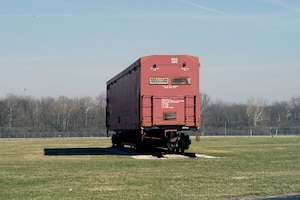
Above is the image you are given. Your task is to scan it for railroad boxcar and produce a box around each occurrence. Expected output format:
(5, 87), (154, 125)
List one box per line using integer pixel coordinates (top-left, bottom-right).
(106, 55), (200, 153)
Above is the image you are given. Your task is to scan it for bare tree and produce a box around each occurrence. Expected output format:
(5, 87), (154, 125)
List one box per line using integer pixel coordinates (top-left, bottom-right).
(268, 101), (290, 128)
(4, 94), (21, 131)
(95, 92), (107, 131)
(200, 93), (210, 117)
(290, 97), (300, 127)
(246, 97), (268, 128)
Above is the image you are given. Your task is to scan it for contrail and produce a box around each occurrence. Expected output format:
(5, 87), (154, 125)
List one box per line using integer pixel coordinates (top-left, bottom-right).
(264, 0), (300, 13)
(178, 0), (224, 14)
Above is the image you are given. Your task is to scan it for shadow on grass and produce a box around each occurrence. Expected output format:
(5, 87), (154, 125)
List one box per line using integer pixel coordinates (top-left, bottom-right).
(44, 146), (138, 156)
(44, 146), (196, 158)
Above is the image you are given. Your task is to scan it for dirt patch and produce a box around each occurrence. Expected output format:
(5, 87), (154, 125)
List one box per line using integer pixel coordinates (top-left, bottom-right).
(131, 154), (218, 159)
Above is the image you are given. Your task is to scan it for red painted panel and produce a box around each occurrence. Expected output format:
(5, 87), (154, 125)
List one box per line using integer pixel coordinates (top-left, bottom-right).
(154, 96), (185, 125)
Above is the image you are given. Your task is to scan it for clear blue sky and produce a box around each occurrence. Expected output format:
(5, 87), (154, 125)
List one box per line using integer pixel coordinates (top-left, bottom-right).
(1, 0), (299, 103)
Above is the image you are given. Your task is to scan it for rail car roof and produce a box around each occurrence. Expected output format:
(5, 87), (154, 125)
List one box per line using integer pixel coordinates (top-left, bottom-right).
(106, 55), (199, 86)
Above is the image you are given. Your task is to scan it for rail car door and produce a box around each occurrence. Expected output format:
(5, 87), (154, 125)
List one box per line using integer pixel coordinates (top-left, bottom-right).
(141, 95), (185, 126)
(141, 95), (199, 127)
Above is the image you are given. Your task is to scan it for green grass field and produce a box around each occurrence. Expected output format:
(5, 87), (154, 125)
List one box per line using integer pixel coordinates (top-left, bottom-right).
(0, 136), (299, 200)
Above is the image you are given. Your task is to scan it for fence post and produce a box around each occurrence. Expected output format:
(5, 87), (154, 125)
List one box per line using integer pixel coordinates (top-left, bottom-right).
(225, 122), (227, 136)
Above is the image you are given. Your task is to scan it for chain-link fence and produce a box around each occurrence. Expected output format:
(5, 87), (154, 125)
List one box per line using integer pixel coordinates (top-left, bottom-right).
(200, 129), (300, 137)
(0, 129), (299, 139)
(199, 121), (300, 137)
(0, 132), (109, 138)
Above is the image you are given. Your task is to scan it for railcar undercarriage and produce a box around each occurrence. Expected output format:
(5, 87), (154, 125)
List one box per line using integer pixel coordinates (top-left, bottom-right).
(111, 128), (191, 153)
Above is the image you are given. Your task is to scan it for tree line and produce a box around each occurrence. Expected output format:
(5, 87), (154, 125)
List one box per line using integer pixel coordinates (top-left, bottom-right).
(201, 94), (300, 135)
(0, 93), (106, 133)
(0, 93), (300, 135)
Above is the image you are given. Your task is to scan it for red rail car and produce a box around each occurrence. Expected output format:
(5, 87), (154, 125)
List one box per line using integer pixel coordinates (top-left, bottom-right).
(106, 55), (200, 152)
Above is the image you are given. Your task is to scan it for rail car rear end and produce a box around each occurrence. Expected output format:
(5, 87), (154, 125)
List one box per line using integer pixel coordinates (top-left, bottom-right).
(106, 55), (200, 152)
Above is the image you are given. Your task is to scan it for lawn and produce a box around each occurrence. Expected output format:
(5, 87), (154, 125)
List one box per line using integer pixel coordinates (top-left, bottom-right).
(0, 136), (299, 200)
